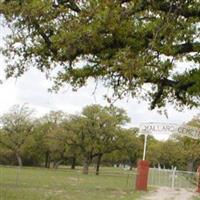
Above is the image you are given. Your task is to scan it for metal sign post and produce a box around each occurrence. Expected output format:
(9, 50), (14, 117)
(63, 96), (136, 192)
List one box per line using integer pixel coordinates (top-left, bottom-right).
(142, 134), (148, 160)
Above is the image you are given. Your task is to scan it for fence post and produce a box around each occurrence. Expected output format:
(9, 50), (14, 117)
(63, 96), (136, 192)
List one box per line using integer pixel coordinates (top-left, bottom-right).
(171, 167), (176, 189)
(196, 166), (200, 192)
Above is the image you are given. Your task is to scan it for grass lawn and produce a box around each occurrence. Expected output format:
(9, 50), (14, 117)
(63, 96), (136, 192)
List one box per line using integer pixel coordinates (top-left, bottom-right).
(0, 166), (145, 200)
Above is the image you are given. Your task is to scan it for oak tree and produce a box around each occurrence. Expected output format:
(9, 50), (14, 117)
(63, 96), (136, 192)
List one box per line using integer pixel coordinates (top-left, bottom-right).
(0, 105), (34, 166)
(0, 0), (199, 109)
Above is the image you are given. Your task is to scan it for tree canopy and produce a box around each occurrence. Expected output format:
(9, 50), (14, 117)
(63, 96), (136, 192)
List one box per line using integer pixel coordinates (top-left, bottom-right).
(0, 104), (34, 166)
(61, 104), (130, 174)
(0, 0), (199, 109)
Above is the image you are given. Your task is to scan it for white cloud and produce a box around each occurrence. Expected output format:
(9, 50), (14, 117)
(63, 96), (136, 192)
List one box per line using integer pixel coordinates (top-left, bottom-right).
(2, 66), (198, 133)
(0, 79), (17, 113)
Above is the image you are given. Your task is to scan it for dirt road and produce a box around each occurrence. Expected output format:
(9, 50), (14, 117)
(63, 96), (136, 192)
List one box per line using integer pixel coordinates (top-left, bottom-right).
(140, 187), (198, 200)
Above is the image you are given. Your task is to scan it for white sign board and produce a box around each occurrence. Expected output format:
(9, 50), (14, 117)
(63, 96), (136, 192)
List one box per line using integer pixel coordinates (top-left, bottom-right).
(139, 122), (200, 140)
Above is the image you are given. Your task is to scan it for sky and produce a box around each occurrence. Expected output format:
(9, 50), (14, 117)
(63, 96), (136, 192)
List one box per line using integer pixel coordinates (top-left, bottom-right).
(0, 26), (199, 140)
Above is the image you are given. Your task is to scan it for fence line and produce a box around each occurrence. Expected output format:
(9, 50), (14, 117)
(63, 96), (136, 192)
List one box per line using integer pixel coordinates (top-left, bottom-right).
(148, 168), (197, 189)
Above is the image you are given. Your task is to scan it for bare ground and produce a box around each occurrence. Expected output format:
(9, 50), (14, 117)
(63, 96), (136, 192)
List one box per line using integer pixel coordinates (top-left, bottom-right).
(140, 187), (198, 200)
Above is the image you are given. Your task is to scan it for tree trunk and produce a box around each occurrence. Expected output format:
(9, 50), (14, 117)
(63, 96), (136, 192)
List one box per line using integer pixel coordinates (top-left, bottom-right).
(129, 163), (133, 171)
(83, 157), (90, 174)
(187, 160), (194, 172)
(15, 152), (23, 167)
(45, 151), (51, 168)
(71, 157), (76, 170)
(53, 160), (63, 169)
(96, 154), (102, 175)
(47, 160), (51, 168)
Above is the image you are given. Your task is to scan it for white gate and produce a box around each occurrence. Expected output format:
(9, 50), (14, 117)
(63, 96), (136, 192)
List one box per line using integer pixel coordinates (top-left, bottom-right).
(148, 168), (197, 189)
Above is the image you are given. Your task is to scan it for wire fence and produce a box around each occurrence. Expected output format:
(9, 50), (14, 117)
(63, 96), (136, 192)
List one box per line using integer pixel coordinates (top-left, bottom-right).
(148, 168), (197, 189)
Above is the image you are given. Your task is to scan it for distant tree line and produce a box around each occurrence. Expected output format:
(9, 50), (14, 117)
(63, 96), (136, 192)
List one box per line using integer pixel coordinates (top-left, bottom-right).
(0, 104), (200, 174)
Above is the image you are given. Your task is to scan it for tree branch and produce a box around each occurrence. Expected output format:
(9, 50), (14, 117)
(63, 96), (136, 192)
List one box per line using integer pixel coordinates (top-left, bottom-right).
(54, 0), (81, 13)
(156, 2), (200, 18)
(161, 42), (200, 56)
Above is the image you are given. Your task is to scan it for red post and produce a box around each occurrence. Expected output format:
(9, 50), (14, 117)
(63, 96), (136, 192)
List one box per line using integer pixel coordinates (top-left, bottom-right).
(135, 160), (150, 191)
(196, 166), (200, 193)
